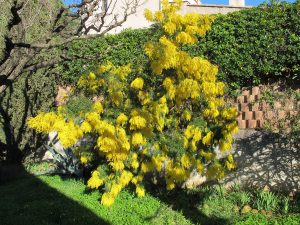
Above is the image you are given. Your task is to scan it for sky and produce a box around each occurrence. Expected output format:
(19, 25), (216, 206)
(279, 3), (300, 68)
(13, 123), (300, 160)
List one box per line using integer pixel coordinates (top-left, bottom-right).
(64, 0), (296, 6)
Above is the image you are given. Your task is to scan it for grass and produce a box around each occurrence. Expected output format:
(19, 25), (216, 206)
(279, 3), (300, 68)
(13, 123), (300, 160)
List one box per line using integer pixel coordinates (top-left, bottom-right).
(0, 166), (299, 225)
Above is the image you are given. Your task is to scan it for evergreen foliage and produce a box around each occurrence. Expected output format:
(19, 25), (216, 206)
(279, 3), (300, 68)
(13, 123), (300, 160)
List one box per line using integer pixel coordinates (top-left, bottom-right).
(197, 0), (300, 89)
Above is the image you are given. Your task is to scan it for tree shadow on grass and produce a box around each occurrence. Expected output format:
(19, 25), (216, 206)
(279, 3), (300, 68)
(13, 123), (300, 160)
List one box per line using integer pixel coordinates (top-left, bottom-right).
(145, 182), (230, 225)
(0, 164), (110, 225)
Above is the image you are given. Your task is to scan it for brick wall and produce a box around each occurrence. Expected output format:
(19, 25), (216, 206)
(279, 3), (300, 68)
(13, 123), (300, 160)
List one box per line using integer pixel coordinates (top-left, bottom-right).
(232, 85), (300, 129)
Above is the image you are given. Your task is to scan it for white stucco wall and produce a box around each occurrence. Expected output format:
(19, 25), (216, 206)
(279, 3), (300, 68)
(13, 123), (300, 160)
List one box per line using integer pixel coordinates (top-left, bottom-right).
(105, 0), (202, 34)
(86, 0), (252, 35)
(108, 0), (160, 34)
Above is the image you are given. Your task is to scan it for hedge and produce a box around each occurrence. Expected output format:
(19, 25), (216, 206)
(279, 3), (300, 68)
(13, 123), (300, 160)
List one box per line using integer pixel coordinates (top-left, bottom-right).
(59, 27), (162, 84)
(197, 0), (300, 89)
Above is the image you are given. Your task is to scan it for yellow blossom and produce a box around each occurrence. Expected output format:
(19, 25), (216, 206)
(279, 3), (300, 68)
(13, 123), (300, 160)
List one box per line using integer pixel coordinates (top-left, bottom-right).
(117, 113), (128, 126)
(151, 155), (166, 172)
(197, 160), (204, 174)
(202, 131), (214, 146)
(181, 154), (192, 169)
(132, 132), (146, 146)
(219, 139), (232, 151)
(81, 121), (92, 133)
(87, 171), (104, 189)
(201, 150), (216, 161)
(182, 110), (192, 121)
(166, 180), (176, 190)
(138, 91), (151, 105)
(110, 161), (125, 171)
(136, 185), (145, 197)
(144, 9), (154, 21)
(93, 101), (104, 114)
(226, 154), (236, 170)
(141, 162), (154, 173)
(131, 160), (139, 169)
(129, 115), (147, 130)
(131, 77), (144, 90)
(101, 193), (115, 207)
(88, 72), (96, 80)
(80, 156), (89, 164)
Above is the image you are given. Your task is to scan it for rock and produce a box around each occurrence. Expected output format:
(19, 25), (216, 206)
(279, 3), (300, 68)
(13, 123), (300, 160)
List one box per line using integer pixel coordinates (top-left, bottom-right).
(289, 191), (295, 199)
(221, 129), (300, 193)
(184, 173), (207, 189)
(42, 150), (54, 161)
(266, 211), (273, 216)
(241, 205), (252, 214)
(233, 205), (240, 213)
(263, 185), (270, 192)
(251, 209), (258, 214)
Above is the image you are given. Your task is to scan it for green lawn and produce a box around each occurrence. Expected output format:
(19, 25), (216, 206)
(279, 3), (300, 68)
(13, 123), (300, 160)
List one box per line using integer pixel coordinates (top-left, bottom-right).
(0, 167), (299, 225)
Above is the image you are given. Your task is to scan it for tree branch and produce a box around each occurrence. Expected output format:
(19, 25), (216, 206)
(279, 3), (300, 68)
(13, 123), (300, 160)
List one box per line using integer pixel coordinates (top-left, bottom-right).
(12, 0), (144, 50)
(0, 0), (145, 94)
(23, 43), (122, 72)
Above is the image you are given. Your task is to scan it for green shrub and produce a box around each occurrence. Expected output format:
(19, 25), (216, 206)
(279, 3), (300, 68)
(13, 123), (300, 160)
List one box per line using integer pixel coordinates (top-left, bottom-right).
(64, 95), (94, 120)
(253, 191), (280, 212)
(59, 28), (162, 84)
(229, 191), (251, 207)
(236, 213), (300, 225)
(197, 1), (300, 89)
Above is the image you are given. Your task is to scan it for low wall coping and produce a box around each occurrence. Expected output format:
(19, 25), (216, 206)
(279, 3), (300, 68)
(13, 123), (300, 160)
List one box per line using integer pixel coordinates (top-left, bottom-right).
(187, 4), (253, 9)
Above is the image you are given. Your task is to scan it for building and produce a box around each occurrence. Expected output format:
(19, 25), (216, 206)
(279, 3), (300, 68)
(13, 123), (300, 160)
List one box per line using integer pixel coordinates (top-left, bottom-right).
(86, 0), (251, 34)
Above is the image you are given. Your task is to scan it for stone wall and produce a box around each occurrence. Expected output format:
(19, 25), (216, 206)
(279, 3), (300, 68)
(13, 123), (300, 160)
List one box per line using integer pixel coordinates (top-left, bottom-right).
(221, 129), (299, 192)
(187, 85), (300, 192)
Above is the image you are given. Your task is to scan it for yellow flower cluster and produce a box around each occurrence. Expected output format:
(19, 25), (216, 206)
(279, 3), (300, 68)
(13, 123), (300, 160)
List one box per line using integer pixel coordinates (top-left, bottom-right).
(100, 170), (134, 206)
(116, 113), (128, 126)
(28, 112), (83, 148)
(28, 0), (239, 207)
(184, 125), (202, 151)
(165, 161), (190, 190)
(77, 72), (105, 93)
(226, 154), (237, 170)
(87, 171), (104, 189)
(130, 77), (144, 90)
